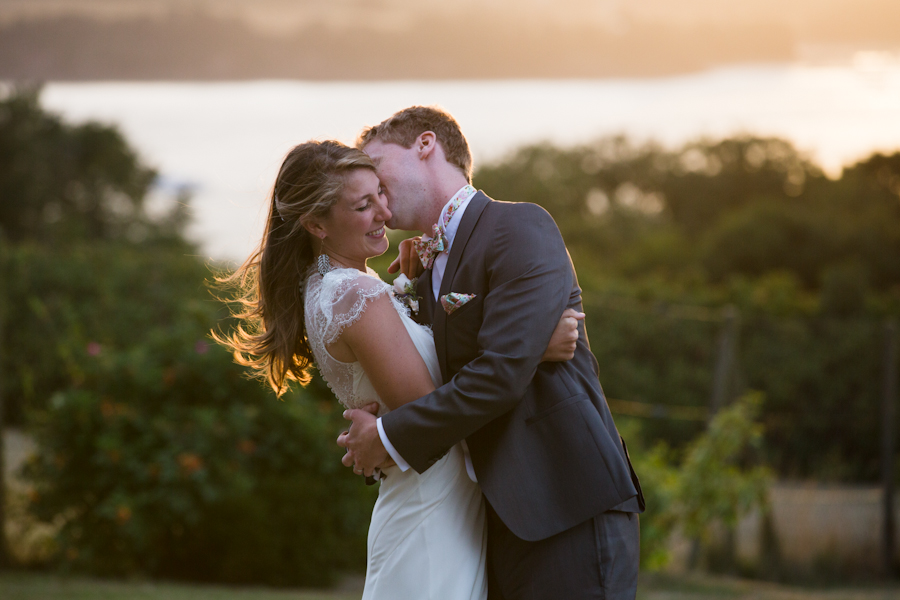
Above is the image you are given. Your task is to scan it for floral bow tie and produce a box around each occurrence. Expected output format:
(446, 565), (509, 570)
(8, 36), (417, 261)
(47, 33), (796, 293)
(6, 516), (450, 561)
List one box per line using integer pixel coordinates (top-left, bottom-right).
(413, 226), (449, 270)
(413, 185), (475, 270)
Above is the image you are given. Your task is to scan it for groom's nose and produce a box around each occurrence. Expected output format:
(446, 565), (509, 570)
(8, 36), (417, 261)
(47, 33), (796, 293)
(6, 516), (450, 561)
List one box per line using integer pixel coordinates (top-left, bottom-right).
(377, 196), (392, 223)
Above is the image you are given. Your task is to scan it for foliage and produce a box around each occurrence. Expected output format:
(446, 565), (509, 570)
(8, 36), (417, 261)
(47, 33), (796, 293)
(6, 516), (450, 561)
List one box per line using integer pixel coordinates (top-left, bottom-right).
(633, 393), (772, 570)
(2, 241), (205, 423)
(474, 136), (900, 293)
(0, 85), (186, 246)
(22, 325), (374, 585)
(740, 315), (883, 480)
(1, 83), (196, 423)
(583, 298), (718, 448)
(582, 289), (889, 481)
(3, 89), (375, 584)
(476, 136), (900, 482)
(8, 235), (375, 587)
(674, 393), (771, 540)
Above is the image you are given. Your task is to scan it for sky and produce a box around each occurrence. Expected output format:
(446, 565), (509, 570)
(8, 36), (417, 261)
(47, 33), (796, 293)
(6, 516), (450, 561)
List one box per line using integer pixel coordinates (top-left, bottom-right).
(2, 0), (898, 82)
(1, 0), (897, 46)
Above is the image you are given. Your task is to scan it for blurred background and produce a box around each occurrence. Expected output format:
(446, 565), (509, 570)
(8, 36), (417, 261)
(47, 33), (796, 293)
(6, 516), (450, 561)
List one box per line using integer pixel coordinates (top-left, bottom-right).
(1, 1), (899, 598)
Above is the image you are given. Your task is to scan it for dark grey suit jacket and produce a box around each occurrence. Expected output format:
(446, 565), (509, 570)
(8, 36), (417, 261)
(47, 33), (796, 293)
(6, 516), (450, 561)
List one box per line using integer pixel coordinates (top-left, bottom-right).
(382, 192), (643, 542)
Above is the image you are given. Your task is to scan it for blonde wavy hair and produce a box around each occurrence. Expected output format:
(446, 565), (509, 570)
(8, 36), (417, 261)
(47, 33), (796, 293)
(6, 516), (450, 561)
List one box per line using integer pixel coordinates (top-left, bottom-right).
(214, 140), (375, 395)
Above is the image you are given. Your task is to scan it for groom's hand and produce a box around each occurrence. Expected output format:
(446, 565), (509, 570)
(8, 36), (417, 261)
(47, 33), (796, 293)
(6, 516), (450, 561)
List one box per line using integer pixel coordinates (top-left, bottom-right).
(337, 402), (381, 476)
(542, 308), (585, 362)
(338, 405), (388, 477)
(388, 237), (424, 279)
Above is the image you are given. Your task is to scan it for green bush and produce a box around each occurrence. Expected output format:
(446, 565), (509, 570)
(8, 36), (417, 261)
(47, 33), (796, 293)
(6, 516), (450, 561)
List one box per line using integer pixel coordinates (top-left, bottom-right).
(0, 89), (375, 584)
(584, 297), (718, 448)
(2, 241), (207, 423)
(740, 315), (883, 481)
(584, 286), (890, 481)
(6, 239), (376, 584)
(476, 137), (900, 482)
(631, 393), (772, 570)
(23, 324), (375, 585)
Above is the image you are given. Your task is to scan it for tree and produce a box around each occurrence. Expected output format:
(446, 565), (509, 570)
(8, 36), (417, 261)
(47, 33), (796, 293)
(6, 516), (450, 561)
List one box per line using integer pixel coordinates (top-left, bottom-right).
(1, 86), (195, 424)
(0, 85), (184, 246)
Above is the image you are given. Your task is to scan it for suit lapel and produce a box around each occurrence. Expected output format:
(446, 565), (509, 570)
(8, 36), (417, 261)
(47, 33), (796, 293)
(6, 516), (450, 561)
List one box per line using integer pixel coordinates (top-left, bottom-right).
(415, 268), (435, 326)
(433, 191), (491, 379)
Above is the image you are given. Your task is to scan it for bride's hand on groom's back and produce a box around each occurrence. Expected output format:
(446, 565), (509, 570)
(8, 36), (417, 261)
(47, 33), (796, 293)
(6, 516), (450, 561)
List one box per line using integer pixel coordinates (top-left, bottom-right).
(542, 308), (585, 362)
(388, 237), (424, 279)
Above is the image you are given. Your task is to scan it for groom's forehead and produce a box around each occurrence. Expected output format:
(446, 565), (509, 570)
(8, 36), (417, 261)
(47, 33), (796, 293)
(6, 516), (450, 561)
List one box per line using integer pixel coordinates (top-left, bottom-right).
(365, 139), (408, 157)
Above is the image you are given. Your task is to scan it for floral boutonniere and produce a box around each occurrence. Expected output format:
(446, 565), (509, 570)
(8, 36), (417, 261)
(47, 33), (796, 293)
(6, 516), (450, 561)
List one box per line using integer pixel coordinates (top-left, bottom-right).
(392, 273), (420, 315)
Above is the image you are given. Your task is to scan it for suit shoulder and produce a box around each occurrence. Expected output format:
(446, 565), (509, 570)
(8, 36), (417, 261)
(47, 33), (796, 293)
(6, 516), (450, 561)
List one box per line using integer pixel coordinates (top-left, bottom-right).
(479, 198), (567, 261)
(483, 198), (558, 229)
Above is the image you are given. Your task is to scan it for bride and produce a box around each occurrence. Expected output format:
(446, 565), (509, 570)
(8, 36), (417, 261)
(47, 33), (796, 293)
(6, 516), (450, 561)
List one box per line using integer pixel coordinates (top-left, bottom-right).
(218, 140), (579, 600)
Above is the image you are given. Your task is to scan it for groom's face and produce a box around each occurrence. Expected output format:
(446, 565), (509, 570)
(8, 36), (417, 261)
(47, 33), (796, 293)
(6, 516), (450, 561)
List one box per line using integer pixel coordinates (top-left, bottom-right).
(362, 138), (426, 232)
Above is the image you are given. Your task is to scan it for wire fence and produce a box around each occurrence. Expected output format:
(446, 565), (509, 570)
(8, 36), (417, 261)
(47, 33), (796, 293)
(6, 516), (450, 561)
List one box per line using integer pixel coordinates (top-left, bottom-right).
(582, 295), (898, 482)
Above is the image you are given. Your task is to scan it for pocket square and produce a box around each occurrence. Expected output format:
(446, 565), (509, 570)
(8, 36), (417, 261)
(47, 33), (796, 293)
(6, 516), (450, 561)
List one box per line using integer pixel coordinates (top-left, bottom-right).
(440, 292), (476, 315)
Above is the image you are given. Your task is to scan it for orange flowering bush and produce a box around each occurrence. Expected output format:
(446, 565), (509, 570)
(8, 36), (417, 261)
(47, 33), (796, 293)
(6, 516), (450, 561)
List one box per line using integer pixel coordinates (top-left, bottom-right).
(23, 321), (375, 586)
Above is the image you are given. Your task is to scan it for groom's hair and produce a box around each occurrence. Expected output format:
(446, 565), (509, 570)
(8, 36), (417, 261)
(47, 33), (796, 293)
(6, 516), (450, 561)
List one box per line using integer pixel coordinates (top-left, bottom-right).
(357, 106), (473, 182)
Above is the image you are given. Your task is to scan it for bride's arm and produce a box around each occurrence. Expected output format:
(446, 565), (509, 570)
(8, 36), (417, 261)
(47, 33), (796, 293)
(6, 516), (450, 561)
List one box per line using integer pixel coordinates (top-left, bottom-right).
(336, 292), (435, 411)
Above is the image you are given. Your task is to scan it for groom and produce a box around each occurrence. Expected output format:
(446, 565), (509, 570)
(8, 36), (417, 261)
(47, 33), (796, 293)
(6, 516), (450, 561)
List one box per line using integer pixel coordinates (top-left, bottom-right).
(339, 106), (644, 600)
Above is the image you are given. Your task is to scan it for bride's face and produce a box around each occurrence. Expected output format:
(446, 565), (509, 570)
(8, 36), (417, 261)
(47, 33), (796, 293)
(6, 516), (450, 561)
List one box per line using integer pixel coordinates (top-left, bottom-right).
(316, 168), (392, 269)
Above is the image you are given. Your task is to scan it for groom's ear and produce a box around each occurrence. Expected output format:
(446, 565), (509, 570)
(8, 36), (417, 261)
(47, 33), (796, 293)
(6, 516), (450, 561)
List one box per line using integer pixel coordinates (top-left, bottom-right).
(416, 131), (437, 160)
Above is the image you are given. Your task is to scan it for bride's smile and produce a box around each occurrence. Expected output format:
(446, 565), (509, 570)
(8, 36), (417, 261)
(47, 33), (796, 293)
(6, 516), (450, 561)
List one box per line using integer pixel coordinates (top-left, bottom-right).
(305, 168), (392, 271)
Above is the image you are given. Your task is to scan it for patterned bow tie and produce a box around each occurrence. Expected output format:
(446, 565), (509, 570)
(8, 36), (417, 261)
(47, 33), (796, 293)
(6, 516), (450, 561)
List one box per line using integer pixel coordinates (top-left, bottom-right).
(413, 185), (475, 270)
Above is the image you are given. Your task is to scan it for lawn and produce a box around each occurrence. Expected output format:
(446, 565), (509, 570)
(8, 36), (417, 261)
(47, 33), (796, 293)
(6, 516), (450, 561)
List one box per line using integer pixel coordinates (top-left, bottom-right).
(0, 572), (364, 600)
(2, 572), (898, 600)
(637, 573), (899, 600)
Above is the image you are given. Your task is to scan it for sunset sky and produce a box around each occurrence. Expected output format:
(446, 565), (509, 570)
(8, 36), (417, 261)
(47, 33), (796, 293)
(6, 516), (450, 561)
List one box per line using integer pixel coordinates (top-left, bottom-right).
(2, 0), (898, 81)
(1, 0), (897, 48)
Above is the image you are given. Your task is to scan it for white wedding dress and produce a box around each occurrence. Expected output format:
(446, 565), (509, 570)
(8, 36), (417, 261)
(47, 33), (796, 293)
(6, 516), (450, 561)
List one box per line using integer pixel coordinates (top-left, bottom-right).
(304, 266), (487, 600)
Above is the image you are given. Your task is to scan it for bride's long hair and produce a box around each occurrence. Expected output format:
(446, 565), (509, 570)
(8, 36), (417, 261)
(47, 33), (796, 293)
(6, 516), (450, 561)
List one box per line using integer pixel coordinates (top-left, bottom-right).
(214, 140), (376, 395)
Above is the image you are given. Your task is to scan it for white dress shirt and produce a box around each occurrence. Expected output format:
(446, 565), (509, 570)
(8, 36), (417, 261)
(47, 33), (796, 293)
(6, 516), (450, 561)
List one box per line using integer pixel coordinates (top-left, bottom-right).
(377, 186), (479, 482)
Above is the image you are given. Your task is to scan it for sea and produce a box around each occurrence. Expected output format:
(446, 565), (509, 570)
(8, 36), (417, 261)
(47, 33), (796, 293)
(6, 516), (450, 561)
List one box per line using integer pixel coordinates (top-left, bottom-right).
(38, 57), (900, 262)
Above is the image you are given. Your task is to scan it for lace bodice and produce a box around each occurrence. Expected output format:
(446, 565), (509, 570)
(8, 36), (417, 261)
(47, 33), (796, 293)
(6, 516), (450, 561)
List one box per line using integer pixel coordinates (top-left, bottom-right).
(303, 266), (441, 416)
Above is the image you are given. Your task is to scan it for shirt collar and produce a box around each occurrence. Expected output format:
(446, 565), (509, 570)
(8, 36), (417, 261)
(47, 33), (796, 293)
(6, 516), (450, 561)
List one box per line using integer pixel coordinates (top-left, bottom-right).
(436, 185), (477, 248)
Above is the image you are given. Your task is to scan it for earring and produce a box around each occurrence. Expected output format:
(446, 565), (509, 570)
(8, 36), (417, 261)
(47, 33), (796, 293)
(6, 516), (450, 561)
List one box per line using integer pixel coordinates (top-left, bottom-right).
(317, 254), (332, 276)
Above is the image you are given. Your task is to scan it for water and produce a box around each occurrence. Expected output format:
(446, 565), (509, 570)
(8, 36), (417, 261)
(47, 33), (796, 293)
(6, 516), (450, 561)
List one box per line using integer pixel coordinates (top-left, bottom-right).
(40, 60), (900, 261)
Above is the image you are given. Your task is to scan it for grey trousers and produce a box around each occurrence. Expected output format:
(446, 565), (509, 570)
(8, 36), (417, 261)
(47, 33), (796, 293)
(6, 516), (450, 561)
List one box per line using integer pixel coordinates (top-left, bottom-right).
(486, 502), (640, 600)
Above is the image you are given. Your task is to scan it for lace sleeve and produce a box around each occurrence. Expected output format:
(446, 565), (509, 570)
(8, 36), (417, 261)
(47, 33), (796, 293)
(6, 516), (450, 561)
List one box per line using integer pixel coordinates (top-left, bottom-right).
(303, 267), (418, 411)
(305, 267), (392, 348)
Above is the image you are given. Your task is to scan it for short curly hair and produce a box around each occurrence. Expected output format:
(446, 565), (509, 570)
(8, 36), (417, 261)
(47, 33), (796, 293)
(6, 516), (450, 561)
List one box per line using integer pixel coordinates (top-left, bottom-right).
(357, 106), (473, 182)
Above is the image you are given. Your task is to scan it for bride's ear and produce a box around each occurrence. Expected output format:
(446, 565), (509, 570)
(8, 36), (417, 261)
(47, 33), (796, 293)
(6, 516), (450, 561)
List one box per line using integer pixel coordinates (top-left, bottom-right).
(301, 217), (327, 241)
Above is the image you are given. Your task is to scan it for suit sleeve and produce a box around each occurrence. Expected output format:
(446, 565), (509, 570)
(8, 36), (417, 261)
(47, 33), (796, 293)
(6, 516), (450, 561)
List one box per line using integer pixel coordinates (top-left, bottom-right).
(381, 203), (573, 473)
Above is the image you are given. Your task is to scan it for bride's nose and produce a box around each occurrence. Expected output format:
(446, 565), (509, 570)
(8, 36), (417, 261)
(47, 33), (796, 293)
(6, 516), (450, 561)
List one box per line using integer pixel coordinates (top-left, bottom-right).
(376, 196), (392, 223)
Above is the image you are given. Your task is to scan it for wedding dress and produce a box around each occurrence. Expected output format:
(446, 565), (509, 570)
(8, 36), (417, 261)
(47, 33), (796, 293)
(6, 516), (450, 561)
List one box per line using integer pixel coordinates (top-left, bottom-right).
(304, 266), (487, 600)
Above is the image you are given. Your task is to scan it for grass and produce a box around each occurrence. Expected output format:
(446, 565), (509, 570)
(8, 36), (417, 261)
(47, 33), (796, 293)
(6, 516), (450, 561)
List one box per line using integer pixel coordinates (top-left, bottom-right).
(0, 572), (364, 600)
(637, 573), (900, 600)
(2, 571), (899, 600)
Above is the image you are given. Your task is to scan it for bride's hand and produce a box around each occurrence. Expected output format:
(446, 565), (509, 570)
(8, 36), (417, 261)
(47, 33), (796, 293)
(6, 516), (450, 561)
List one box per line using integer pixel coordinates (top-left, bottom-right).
(388, 237), (424, 279)
(542, 308), (585, 362)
